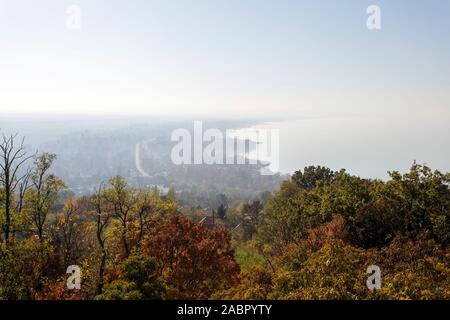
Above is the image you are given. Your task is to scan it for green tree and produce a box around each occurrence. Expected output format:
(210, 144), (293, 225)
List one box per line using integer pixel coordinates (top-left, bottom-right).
(216, 203), (227, 220)
(26, 153), (65, 239)
(292, 166), (337, 190)
(352, 197), (401, 248)
(95, 255), (166, 300)
(0, 238), (57, 299)
(103, 176), (135, 257)
(380, 163), (450, 246)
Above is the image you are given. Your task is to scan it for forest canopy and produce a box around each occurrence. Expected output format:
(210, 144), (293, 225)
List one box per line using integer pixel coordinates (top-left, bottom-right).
(0, 134), (449, 300)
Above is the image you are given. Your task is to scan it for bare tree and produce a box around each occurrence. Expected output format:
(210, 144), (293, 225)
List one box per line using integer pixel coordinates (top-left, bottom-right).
(57, 198), (85, 267)
(0, 134), (34, 243)
(92, 184), (111, 295)
(15, 167), (31, 214)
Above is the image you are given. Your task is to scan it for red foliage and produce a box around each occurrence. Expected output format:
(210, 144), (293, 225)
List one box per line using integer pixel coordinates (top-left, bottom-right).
(307, 215), (350, 250)
(143, 215), (240, 299)
(34, 281), (82, 300)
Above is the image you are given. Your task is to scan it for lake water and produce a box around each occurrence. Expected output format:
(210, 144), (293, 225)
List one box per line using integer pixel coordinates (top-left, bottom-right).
(246, 114), (450, 179)
(2, 113), (449, 180)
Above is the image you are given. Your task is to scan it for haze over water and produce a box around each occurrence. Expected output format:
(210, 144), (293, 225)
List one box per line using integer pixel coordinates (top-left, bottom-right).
(250, 113), (450, 179)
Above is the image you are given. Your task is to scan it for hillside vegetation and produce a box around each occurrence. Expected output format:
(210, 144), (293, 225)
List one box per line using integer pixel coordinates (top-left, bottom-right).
(1, 134), (449, 300)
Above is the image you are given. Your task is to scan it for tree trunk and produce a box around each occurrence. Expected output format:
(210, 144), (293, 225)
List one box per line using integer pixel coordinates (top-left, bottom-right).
(4, 183), (11, 243)
(97, 250), (107, 295)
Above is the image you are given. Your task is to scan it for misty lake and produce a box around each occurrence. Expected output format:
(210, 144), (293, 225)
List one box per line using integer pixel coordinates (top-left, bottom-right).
(247, 114), (450, 179)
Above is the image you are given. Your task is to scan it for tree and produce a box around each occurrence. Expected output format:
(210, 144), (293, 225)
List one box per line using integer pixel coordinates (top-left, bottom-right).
(34, 281), (82, 300)
(292, 166), (337, 190)
(166, 187), (176, 202)
(90, 185), (111, 295)
(380, 163), (450, 246)
(213, 266), (273, 300)
(216, 203), (227, 220)
(143, 215), (240, 299)
(0, 134), (34, 243)
(103, 176), (135, 257)
(257, 181), (313, 252)
(373, 235), (450, 300)
(0, 237), (59, 299)
(241, 200), (263, 240)
(272, 240), (366, 300)
(351, 198), (401, 248)
(216, 194), (228, 209)
(306, 215), (349, 251)
(95, 255), (166, 300)
(53, 198), (89, 267)
(26, 153), (65, 239)
(135, 190), (177, 245)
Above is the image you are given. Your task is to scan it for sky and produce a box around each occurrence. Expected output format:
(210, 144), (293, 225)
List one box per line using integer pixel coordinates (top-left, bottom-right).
(1, 0), (449, 119)
(0, 0), (450, 178)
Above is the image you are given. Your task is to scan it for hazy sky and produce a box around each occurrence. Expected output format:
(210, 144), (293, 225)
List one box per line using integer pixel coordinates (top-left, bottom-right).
(1, 0), (450, 119)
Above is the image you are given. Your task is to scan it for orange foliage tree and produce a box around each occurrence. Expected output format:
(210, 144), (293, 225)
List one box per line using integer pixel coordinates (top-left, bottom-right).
(142, 215), (240, 299)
